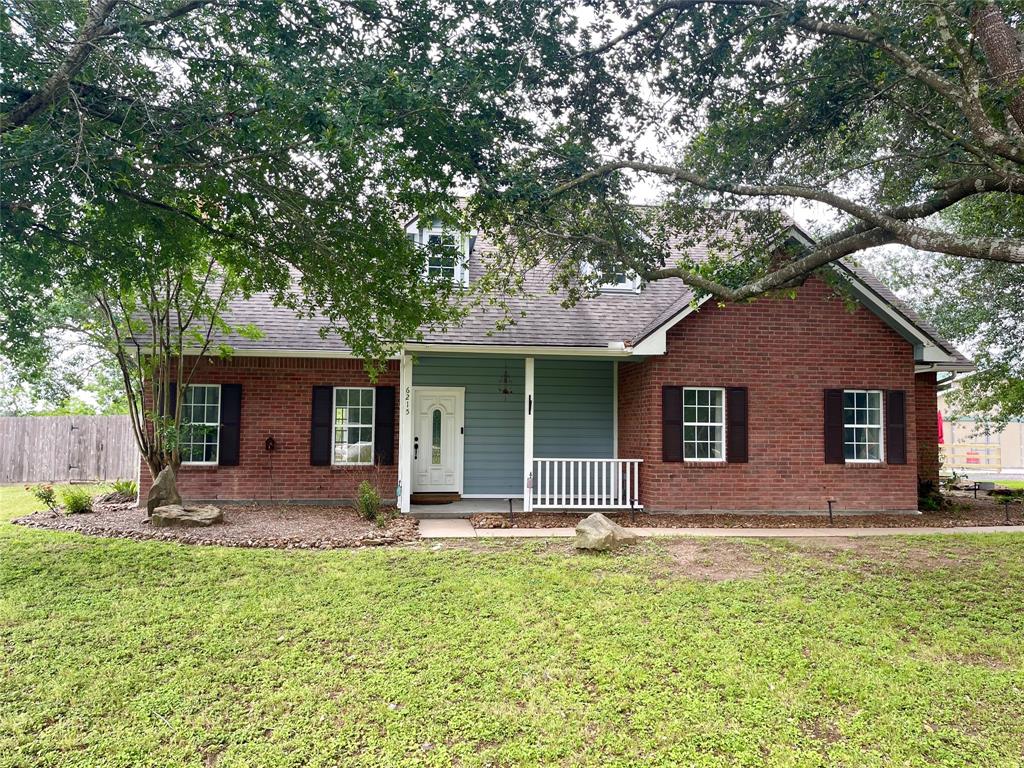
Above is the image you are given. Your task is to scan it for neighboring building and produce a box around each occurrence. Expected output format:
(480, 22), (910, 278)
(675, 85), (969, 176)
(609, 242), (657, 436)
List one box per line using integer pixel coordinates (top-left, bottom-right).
(937, 391), (1024, 474)
(139, 223), (971, 514)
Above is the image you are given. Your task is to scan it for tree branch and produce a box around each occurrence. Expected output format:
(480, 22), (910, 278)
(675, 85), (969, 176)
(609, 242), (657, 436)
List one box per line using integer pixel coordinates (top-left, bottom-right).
(585, 0), (1024, 164)
(549, 160), (1024, 262)
(0, 0), (218, 133)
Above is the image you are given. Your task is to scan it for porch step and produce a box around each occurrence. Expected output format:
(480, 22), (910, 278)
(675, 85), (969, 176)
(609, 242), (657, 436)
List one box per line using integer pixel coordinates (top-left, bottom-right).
(410, 492), (461, 505)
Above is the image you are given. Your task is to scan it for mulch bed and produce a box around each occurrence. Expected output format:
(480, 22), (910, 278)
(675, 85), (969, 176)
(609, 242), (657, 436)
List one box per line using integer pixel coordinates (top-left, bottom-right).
(13, 500), (418, 550)
(471, 491), (1024, 530)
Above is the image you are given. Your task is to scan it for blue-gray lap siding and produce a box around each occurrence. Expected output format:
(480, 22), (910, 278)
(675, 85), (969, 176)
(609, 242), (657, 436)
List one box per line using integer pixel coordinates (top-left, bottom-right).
(534, 359), (615, 459)
(411, 356), (615, 495)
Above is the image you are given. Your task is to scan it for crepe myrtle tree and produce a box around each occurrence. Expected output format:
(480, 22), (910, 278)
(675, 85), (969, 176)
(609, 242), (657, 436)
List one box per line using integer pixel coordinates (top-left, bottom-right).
(0, 205), (258, 484)
(472, 0), (1024, 301)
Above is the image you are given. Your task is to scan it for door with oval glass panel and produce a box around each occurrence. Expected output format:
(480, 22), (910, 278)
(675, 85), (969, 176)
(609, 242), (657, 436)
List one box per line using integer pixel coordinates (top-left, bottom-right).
(411, 387), (465, 493)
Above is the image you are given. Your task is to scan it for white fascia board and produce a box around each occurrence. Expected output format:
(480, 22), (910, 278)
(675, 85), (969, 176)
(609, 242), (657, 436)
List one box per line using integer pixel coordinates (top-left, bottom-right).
(628, 297), (711, 356)
(916, 362), (974, 374)
(404, 342), (633, 358)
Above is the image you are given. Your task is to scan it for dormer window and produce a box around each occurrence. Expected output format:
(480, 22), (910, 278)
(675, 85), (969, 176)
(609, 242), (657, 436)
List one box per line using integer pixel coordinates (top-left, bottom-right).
(581, 263), (642, 293)
(406, 220), (470, 285)
(601, 271), (641, 292)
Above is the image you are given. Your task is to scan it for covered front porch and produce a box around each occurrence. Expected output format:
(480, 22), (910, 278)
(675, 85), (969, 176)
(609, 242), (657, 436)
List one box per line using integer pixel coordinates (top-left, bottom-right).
(396, 351), (642, 515)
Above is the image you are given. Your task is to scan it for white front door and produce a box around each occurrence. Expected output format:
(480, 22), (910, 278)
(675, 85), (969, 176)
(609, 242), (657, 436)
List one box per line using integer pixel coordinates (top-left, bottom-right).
(412, 387), (464, 493)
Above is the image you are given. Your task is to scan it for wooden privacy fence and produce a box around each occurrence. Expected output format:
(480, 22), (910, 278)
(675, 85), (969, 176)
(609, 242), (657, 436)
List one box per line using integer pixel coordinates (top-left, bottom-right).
(0, 416), (139, 484)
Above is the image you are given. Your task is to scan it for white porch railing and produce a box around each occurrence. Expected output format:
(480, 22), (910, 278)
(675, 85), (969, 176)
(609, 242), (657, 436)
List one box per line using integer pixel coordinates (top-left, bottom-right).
(529, 458), (642, 510)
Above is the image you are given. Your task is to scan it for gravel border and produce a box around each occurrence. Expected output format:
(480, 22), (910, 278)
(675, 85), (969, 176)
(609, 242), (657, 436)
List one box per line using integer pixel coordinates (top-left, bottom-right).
(470, 492), (1023, 530)
(12, 502), (419, 550)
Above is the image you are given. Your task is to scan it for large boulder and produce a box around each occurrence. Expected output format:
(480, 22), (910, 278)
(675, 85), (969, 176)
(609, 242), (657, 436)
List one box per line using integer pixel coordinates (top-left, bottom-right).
(574, 512), (638, 551)
(146, 466), (182, 516)
(150, 504), (223, 528)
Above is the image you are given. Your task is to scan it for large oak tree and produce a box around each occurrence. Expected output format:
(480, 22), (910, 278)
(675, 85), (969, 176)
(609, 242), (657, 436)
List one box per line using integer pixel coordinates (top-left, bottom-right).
(0, 0), (578, 481)
(476, 1), (1023, 300)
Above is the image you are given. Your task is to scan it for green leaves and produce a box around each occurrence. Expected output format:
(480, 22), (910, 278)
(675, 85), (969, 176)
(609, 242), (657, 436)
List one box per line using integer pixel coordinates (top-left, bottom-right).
(1, 0), (580, 367)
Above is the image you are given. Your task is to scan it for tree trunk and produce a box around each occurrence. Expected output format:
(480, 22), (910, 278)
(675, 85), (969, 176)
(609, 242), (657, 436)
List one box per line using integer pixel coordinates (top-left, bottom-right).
(972, 1), (1024, 133)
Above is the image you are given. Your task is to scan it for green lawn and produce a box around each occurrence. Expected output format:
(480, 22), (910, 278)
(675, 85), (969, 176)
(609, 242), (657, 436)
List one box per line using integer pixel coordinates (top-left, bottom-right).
(1, 486), (1022, 767)
(997, 480), (1024, 490)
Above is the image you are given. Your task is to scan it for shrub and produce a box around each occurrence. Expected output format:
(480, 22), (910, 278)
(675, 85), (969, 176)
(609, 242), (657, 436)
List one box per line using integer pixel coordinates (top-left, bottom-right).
(918, 478), (945, 513)
(356, 480), (381, 522)
(28, 484), (60, 514)
(61, 486), (94, 515)
(374, 506), (397, 529)
(111, 479), (138, 498)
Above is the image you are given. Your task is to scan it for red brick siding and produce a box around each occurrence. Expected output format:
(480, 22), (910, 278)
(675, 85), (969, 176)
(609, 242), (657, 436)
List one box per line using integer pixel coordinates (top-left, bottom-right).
(617, 278), (921, 512)
(915, 372), (940, 486)
(138, 356), (399, 502)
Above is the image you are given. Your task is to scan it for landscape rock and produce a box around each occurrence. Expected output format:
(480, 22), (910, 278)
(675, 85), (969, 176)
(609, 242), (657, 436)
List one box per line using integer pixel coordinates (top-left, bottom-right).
(150, 504), (223, 528)
(146, 466), (182, 516)
(575, 512), (638, 550)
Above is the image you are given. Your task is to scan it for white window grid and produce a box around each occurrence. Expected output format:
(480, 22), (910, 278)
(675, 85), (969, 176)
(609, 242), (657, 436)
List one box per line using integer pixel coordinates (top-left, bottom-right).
(333, 387), (375, 465)
(408, 228), (469, 285)
(683, 387), (726, 461)
(181, 384), (220, 465)
(843, 389), (884, 462)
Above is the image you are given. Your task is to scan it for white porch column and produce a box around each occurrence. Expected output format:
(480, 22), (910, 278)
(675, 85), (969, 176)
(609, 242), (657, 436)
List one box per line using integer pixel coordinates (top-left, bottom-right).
(397, 351), (413, 514)
(523, 356), (535, 512)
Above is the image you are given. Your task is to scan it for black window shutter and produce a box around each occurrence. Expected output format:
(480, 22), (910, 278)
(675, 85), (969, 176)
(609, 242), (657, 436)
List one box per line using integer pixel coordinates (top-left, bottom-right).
(662, 386), (684, 462)
(824, 389), (845, 464)
(218, 384), (242, 466)
(310, 386), (334, 466)
(726, 387), (749, 463)
(374, 385), (396, 465)
(886, 389), (907, 465)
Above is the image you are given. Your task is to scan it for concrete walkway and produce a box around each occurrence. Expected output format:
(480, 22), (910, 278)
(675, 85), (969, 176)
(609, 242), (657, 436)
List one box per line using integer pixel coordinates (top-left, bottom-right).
(417, 518), (1024, 539)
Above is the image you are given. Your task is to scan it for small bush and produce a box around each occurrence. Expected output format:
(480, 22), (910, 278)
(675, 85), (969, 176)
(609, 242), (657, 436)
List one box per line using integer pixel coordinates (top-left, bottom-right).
(28, 484), (60, 514)
(356, 480), (381, 522)
(374, 506), (397, 529)
(918, 478), (945, 513)
(112, 479), (138, 497)
(61, 486), (94, 515)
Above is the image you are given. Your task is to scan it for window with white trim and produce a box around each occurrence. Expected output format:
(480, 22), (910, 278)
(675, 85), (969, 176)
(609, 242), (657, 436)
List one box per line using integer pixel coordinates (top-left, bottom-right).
(581, 262), (641, 292)
(333, 387), (375, 465)
(600, 270), (641, 292)
(407, 225), (469, 285)
(683, 387), (725, 460)
(181, 384), (220, 464)
(843, 390), (884, 462)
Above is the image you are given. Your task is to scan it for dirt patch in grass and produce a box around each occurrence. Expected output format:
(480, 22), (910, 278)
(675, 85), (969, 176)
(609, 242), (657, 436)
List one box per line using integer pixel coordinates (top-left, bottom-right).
(799, 717), (845, 744)
(12, 501), (417, 550)
(657, 539), (766, 582)
(786, 537), (981, 573)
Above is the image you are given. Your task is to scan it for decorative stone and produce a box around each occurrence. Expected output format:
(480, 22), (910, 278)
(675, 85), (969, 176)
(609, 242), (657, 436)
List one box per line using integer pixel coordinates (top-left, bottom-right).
(146, 466), (182, 516)
(574, 512), (638, 550)
(150, 504), (223, 528)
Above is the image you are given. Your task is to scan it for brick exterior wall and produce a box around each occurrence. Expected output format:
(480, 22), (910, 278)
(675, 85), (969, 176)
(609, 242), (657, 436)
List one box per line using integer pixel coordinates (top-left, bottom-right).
(915, 372), (940, 487)
(138, 356), (399, 503)
(141, 277), (938, 512)
(617, 277), (922, 513)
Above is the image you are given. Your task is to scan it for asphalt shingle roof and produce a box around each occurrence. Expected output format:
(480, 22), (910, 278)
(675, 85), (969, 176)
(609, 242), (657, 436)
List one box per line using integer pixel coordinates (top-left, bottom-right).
(212, 229), (969, 367)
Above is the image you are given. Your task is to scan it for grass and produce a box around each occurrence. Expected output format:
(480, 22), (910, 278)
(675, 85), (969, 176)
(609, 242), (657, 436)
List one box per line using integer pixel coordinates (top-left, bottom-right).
(997, 480), (1024, 490)
(1, 486), (1023, 767)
